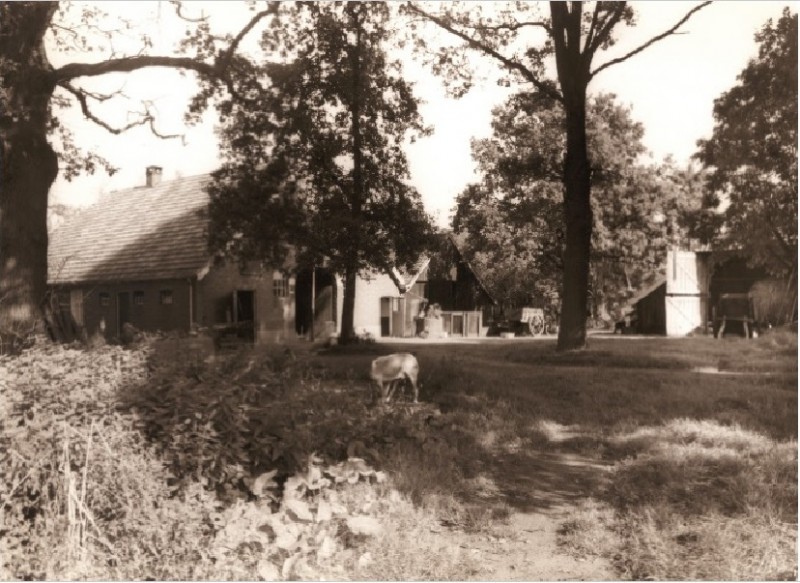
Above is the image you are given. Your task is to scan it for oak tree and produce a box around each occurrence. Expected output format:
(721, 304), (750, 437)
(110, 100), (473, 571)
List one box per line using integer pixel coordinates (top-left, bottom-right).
(695, 8), (797, 283)
(206, 2), (435, 343)
(407, 1), (710, 349)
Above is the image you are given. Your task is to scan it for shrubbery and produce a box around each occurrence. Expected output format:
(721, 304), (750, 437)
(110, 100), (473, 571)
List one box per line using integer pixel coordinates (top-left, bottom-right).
(0, 338), (473, 580)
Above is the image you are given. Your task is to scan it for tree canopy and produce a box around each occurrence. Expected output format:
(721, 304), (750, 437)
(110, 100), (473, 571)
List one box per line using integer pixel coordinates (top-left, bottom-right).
(453, 92), (703, 321)
(205, 2), (435, 342)
(695, 8), (797, 279)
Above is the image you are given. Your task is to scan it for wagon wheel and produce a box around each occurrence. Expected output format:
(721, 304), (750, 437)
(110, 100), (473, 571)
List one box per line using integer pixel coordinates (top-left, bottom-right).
(530, 316), (545, 336)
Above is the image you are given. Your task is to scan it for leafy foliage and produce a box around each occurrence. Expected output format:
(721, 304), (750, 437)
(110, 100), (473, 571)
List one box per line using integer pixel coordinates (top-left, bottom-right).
(0, 338), (465, 579)
(453, 92), (703, 320)
(695, 8), (798, 278)
(206, 2), (436, 340)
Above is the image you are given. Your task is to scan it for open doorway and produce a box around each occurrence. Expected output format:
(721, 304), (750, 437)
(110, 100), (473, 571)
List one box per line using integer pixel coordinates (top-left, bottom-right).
(233, 289), (255, 343)
(295, 267), (336, 339)
(380, 297), (392, 337)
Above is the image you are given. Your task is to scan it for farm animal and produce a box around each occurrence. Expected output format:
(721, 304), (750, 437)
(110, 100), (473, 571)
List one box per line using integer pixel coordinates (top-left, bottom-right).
(369, 352), (420, 403)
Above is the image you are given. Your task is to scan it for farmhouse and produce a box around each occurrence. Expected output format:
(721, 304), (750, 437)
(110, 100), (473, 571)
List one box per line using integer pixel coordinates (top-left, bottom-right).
(48, 168), (495, 343)
(48, 167), (295, 344)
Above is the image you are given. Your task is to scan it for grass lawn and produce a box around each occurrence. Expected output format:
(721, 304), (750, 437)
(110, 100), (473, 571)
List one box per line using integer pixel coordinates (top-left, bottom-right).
(316, 330), (797, 579)
(2, 329), (796, 580)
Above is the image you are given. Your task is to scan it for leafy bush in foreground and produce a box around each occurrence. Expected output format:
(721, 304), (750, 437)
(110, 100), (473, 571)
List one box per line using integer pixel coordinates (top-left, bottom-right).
(0, 340), (475, 580)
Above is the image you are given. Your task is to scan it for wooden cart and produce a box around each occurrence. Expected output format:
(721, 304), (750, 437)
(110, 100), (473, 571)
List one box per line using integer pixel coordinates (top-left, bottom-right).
(508, 307), (547, 336)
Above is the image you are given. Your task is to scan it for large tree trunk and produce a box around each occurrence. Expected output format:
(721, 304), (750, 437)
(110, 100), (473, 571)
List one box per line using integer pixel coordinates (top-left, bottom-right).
(556, 98), (592, 350)
(0, 131), (59, 331)
(0, 2), (60, 339)
(340, 3), (364, 346)
(550, 2), (592, 351)
(340, 264), (358, 343)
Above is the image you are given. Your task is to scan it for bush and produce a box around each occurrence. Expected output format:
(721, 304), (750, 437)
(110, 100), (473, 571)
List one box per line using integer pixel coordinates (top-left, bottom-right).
(0, 340), (480, 580)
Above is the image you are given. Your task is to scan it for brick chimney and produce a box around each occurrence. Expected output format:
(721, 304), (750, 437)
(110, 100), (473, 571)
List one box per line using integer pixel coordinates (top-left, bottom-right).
(146, 165), (163, 187)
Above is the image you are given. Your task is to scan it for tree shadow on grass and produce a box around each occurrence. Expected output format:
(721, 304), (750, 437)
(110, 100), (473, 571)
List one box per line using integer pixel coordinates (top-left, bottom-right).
(114, 338), (796, 531)
(483, 449), (610, 513)
(112, 338), (615, 520)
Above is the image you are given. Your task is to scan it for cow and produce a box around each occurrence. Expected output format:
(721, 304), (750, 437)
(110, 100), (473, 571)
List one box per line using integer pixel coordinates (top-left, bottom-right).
(369, 352), (420, 404)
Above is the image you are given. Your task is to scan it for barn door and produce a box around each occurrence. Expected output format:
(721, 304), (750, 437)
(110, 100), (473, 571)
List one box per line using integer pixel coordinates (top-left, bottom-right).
(666, 251), (708, 295)
(666, 251), (709, 336)
(380, 297), (392, 337)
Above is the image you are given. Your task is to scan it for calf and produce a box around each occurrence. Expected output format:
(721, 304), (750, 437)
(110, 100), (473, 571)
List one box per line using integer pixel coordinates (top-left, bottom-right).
(370, 353), (420, 403)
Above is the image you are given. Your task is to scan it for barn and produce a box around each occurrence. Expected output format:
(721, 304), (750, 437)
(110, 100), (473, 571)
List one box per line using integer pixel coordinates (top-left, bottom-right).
(48, 167), (296, 344)
(628, 249), (793, 336)
(298, 236), (496, 340)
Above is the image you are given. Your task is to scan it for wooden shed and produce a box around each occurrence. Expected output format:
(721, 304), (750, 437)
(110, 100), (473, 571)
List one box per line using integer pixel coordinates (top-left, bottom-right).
(628, 249), (791, 336)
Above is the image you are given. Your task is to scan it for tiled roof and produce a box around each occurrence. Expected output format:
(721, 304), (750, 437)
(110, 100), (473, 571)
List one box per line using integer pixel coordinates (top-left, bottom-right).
(48, 174), (212, 284)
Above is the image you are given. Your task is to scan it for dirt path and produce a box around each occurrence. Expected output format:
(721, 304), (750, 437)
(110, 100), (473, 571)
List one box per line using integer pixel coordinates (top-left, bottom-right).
(459, 445), (616, 580)
(462, 507), (614, 581)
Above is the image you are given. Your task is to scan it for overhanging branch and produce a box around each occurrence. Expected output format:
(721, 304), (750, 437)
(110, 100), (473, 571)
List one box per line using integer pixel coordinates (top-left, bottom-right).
(590, 1), (712, 79)
(59, 82), (184, 141)
(52, 4), (279, 106)
(407, 3), (564, 104)
(53, 55), (216, 83)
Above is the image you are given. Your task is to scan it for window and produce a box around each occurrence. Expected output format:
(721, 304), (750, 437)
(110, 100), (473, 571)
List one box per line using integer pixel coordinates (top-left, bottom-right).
(273, 273), (291, 299)
(133, 291), (145, 306)
(99, 292), (111, 307)
(159, 290), (173, 305)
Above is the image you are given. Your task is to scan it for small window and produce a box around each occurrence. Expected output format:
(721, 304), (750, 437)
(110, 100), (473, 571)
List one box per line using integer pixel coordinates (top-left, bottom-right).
(133, 291), (145, 306)
(160, 290), (173, 305)
(99, 292), (111, 307)
(273, 273), (290, 299)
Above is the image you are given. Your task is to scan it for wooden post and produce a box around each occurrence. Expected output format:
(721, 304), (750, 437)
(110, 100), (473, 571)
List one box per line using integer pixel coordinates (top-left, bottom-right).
(310, 267), (316, 341)
(188, 279), (193, 332)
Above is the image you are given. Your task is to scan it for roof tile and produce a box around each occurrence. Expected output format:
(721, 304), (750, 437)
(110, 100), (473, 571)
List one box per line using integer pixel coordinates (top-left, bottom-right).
(48, 174), (212, 284)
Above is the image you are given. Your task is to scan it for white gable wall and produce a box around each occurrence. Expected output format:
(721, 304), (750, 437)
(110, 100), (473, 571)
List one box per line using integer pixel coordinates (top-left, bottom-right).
(332, 272), (401, 338)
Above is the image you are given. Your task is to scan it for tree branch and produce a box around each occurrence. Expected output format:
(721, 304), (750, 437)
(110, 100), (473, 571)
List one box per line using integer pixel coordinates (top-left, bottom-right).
(219, 3), (280, 72)
(471, 20), (552, 35)
(583, 2), (603, 54)
(52, 55), (216, 83)
(586, 2), (628, 56)
(59, 82), (184, 141)
(590, 1), (712, 79)
(407, 3), (563, 103)
(53, 4), (279, 90)
(169, 0), (208, 23)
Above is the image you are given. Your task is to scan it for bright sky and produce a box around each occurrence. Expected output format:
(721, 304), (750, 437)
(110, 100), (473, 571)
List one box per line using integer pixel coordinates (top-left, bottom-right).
(49, 1), (794, 227)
